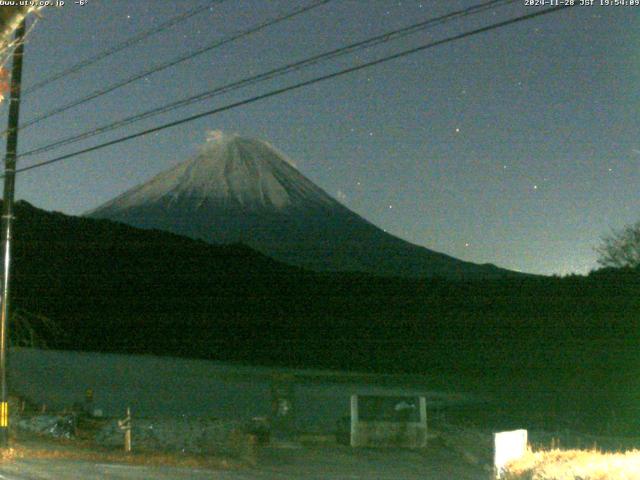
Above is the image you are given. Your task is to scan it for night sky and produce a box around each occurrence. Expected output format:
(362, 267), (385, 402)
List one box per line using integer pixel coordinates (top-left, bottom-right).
(3, 0), (638, 275)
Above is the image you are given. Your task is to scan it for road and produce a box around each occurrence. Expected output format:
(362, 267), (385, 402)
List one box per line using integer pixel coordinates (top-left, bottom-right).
(0, 444), (488, 479)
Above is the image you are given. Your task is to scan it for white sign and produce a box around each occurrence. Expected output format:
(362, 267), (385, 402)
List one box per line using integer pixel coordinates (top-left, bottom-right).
(494, 429), (527, 478)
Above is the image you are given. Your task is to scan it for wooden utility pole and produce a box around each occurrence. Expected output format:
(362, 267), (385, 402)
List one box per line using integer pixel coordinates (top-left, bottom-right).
(0, 18), (26, 447)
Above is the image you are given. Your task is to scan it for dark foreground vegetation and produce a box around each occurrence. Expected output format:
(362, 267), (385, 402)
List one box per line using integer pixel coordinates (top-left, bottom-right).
(8, 201), (640, 435)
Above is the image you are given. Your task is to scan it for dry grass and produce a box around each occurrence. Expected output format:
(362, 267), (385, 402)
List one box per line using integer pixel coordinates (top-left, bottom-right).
(503, 448), (640, 480)
(0, 432), (246, 470)
(0, 403), (260, 471)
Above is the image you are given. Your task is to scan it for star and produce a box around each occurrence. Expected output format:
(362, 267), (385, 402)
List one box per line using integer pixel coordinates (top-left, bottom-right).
(455, 127), (460, 133)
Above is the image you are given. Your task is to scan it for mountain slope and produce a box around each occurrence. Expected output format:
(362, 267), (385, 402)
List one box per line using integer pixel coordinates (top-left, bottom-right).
(6, 201), (638, 436)
(87, 133), (512, 279)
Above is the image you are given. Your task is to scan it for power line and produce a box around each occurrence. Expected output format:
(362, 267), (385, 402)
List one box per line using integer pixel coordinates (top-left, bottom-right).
(17, 0), (332, 131)
(13, 5), (573, 176)
(23, 0), (223, 96)
(20, 0), (516, 159)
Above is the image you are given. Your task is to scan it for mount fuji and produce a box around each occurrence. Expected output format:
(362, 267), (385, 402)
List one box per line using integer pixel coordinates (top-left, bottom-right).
(87, 133), (510, 279)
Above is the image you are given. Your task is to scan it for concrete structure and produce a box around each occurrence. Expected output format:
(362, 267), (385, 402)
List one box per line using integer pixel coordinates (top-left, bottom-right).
(350, 394), (428, 448)
(494, 429), (528, 478)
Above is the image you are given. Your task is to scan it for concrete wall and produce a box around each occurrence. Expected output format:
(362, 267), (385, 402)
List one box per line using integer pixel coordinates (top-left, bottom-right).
(350, 395), (428, 448)
(352, 421), (428, 448)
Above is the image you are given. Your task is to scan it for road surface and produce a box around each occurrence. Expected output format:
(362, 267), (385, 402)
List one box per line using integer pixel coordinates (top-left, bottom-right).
(0, 444), (488, 479)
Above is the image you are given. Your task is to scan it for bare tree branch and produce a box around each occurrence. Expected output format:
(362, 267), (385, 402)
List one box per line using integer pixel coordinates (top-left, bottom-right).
(596, 221), (640, 269)
(9, 309), (62, 349)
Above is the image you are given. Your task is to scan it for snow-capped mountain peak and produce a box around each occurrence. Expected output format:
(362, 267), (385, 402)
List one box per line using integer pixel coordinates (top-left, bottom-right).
(87, 132), (512, 279)
(89, 133), (335, 214)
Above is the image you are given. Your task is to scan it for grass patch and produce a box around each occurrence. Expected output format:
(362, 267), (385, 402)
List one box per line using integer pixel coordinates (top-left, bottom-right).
(1, 430), (245, 470)
(503, 448), (640, 479)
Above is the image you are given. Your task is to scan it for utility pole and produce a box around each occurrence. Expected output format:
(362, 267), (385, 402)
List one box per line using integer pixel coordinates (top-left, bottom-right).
(0, 18), (26, 447)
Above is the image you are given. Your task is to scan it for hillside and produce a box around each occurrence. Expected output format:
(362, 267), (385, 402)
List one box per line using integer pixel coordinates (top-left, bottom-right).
(4, 200), (640, 434)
